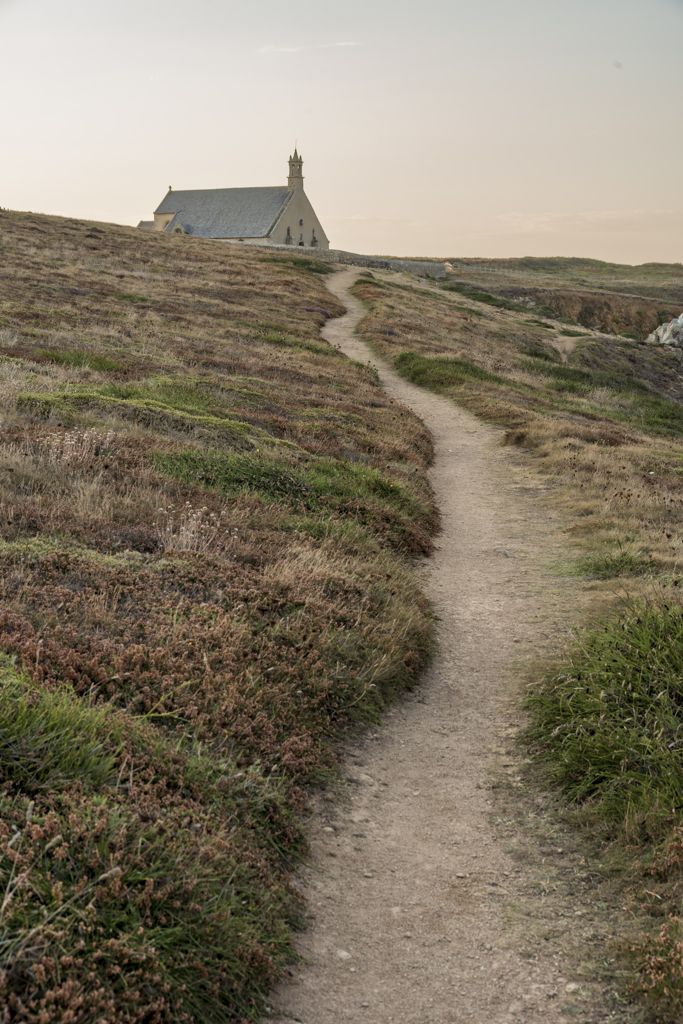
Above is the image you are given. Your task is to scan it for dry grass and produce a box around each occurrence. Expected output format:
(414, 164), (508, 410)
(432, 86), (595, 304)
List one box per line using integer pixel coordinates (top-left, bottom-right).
(0, 211), (438, 1022)
(352, 275), (683, 578)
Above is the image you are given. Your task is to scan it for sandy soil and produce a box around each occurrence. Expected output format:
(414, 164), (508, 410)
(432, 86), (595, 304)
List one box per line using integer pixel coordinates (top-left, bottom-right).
(269, 268), (586, 1024)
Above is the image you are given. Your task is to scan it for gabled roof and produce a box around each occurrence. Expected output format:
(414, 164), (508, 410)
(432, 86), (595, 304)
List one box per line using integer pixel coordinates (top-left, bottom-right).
(165, 213), (189, 234)
(154, 186), (293, 238)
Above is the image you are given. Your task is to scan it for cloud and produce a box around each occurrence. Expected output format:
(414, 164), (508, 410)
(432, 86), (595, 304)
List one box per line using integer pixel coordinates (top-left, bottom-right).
(494, 209), (683, 236)
(258, 41), (362, 54)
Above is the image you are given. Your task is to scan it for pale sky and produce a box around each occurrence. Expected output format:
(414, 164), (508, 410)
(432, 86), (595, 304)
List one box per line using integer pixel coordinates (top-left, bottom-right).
(1, 0), (681, 263)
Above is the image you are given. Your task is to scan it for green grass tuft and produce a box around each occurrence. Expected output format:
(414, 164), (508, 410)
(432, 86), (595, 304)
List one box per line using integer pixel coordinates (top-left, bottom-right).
(0, 666), (120, 790)
(578, 549), (657, 579)
(395, 351), (508, 388)
(113, 292), (150, 302)
(153, 448), (437, 554)
(523, 342), (562, 362)
(39, 349), (124, 372)
(263, 256), (336, 275)
(441, 282), (520, 309)
(525, 602), (683, 834)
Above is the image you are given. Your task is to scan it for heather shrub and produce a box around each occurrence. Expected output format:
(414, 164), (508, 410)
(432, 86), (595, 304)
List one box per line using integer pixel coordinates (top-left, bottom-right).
(0, 657), (302, 1023)
(629, 918), (683, 1023)
(0, 211), (438, 1021)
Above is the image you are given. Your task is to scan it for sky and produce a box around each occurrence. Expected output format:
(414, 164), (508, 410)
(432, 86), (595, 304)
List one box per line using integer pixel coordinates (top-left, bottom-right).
(1, 0), (681, 263)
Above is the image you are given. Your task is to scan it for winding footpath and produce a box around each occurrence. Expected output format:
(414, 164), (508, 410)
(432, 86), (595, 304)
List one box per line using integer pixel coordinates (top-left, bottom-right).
(270, 268), (581, 1024)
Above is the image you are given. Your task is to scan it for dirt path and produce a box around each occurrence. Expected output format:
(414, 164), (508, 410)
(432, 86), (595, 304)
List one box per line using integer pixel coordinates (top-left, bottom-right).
(270, 268), (582, 1024)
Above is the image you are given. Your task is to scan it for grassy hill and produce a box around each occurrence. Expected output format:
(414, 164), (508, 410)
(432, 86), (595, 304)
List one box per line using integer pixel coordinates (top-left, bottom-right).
(389, 254), (683, 339)
(0, 211), (437, 1022)
(352, 267), (683, 1021)
(4, 209), (683, 1021)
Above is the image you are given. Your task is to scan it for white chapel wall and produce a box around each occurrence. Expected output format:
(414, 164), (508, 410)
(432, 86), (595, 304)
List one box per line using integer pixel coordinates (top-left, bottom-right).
(269, 190), (329, 249)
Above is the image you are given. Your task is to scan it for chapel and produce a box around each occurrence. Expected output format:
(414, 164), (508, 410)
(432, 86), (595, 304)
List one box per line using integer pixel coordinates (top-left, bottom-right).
(137, 150), (329, 249)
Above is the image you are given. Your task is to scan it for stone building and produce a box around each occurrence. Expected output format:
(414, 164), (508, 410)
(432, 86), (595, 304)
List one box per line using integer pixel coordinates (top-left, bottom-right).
(137, 150), (329, 249)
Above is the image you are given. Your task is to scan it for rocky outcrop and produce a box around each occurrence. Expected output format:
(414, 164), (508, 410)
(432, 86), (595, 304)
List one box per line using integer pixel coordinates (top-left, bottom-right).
(646, 313), (683, 348)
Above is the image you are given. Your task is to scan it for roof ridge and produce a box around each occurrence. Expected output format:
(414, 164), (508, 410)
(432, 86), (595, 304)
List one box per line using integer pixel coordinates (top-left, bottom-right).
(163, 185), (286, 194)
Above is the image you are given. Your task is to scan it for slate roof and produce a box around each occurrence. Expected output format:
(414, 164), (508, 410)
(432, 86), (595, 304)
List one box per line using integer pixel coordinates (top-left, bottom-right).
(154, 186), (293, 238)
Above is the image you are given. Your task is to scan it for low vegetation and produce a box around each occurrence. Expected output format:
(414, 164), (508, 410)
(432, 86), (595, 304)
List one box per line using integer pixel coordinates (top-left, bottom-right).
(0, 211), (437, 1021)
(440, 256), (683, 337)
(352, 267), (683, 1020)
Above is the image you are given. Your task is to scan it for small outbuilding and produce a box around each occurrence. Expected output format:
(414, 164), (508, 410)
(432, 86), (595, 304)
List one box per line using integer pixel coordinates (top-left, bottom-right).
(138, 150), (329, 249)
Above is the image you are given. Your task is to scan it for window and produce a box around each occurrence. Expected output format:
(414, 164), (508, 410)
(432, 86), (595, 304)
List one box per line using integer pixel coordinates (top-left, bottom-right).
(299, 219), (304, 227)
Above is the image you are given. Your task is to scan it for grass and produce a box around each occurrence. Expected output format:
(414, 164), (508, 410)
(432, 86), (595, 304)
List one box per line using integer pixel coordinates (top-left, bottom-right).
(153, 449), (437, 555)
(524, 601), (683, 831)
(578, 547), (657, 579)
(0, 210), (439, 1021)
(395, 350), (508, 387)
(262, 256), (336, 275)
(113, 291), (151, 302)
(524, 601), (683, 1021)
(523, 341), (561, 362)
(441, 281), (521, 310)
(350, 268), (683, 1021)
(38, 348), (125, 372)
(437, 256), (683, 336)
(0, 655), (302, 1023)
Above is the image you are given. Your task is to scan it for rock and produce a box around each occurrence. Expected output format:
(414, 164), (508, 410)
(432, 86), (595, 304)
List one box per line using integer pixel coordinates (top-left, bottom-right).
(336, 949), (352, 960)
(564, 982), (580, 993)
(646, 313), (683, 349)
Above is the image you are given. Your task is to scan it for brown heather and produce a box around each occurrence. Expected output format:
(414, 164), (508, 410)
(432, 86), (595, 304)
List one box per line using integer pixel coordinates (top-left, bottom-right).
(0, 212), (437, 1022)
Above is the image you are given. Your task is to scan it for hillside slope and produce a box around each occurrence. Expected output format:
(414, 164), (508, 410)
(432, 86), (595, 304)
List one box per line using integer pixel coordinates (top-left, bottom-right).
(352, 268), (683, 1021)
(0, 212), (437, 1023)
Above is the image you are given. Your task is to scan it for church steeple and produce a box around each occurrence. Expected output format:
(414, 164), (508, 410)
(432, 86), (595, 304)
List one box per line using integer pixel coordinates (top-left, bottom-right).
(287, 148), (304, 190)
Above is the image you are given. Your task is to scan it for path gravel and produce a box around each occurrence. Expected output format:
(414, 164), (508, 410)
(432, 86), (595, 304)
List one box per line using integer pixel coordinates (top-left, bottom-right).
(269, 268), (580, 1024)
